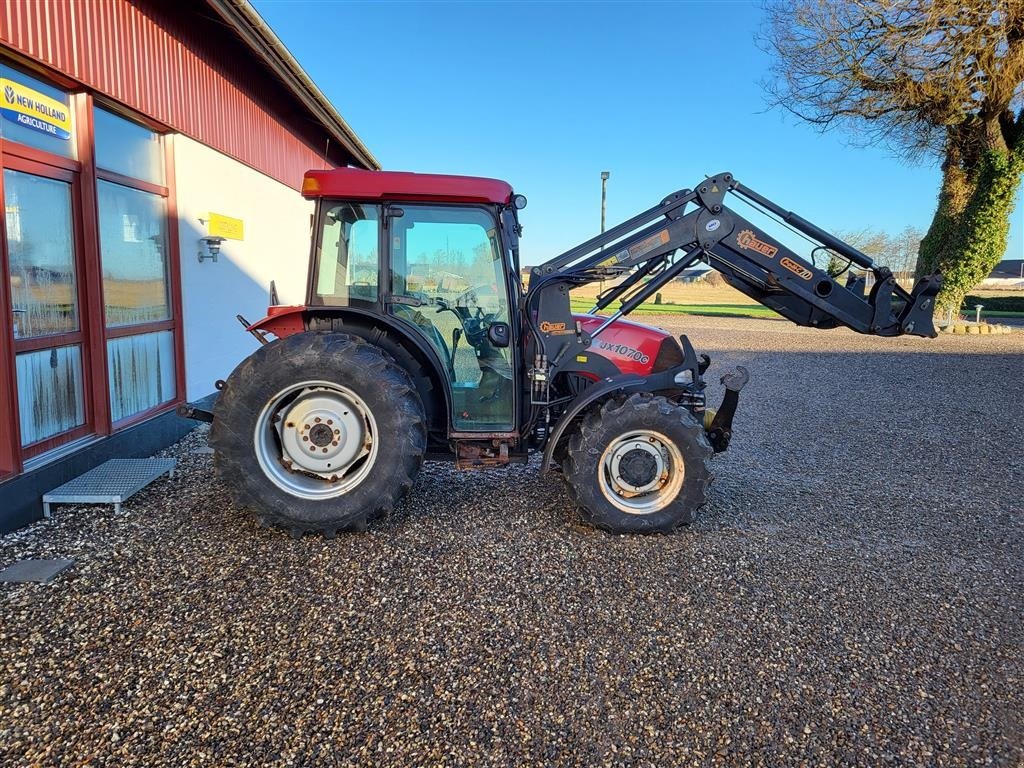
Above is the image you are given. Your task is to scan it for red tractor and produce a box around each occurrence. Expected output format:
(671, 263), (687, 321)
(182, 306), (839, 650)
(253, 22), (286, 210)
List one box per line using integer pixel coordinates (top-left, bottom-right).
(184, 169), (940, 536)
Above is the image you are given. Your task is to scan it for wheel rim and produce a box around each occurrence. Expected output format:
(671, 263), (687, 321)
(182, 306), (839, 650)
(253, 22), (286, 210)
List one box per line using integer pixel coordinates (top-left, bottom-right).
(597, 429), (685, 515)
(254, 380), (379, 500)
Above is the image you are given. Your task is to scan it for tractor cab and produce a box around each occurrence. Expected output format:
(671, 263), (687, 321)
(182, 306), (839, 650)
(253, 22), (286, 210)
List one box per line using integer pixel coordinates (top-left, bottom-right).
(299, 168), (525, 437)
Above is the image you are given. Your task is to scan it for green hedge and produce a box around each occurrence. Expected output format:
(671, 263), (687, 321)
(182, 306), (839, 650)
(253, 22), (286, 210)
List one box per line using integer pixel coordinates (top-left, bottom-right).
(963, 295), (1024, 312)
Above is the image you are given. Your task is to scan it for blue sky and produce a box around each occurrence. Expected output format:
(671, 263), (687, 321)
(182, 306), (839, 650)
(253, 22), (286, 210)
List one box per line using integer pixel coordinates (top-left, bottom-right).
(255, 0), (1022, 267)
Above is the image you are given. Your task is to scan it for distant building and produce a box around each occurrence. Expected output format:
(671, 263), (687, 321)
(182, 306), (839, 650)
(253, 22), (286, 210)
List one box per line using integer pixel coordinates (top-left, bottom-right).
(677, 268), (710, 283)
(981, 259), (1024, 288)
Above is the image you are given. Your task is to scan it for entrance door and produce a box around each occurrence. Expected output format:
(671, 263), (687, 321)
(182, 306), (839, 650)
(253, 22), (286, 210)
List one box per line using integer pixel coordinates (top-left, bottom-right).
(387, 204), (515, 432)
(3, 164), (92, 457)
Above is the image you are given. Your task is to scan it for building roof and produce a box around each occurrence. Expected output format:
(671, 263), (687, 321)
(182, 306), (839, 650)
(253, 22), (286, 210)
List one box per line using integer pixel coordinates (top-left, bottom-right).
(204, 0), (378, 170)
(989, 259), (1024, 279)
(302, 168), (514, 204)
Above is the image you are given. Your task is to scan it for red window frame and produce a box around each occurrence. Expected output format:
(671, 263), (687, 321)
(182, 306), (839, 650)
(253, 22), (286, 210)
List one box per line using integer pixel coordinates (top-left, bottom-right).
(0, 84), (185, 476)
(0, 128), (100, 462)
(88, 101), (185, 432)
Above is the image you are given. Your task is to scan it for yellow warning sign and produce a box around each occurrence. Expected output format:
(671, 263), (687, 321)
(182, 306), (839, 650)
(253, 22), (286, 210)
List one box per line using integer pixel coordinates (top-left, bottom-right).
(207, 212), (244, 241)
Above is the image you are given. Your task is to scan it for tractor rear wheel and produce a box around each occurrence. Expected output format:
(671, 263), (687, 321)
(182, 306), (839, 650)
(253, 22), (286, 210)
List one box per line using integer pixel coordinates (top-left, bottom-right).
(210, 332), (426, 537)
(563, 393), (713, 533)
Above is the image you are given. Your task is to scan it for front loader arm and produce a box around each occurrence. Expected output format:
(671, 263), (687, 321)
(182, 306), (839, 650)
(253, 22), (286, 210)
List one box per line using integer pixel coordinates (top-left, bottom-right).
(525, 171), (940, 464)
(528, 172), (940, 346)
(702, 179), (940, 337)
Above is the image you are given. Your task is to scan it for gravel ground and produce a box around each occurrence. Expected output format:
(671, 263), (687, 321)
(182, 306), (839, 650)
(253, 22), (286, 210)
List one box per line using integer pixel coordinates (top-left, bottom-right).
(1, 317), (1021, 767)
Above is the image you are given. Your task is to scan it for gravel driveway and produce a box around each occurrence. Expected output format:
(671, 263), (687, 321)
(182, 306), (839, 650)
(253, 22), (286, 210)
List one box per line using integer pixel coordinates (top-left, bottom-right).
(1, 317), (1021, 766)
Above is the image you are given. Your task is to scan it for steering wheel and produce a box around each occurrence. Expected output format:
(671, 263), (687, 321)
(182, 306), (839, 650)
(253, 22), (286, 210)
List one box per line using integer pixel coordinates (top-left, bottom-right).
(432, 285), (503, 348)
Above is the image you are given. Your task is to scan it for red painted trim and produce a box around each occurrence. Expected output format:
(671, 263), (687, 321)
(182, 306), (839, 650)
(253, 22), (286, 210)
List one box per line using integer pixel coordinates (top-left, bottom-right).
(20, 423), (92, 459)
(96, 167), (168, 197)
(0, 154), (19, 475)
(3, 138), (101, 460)
(303, 168), (514, 205)
(76, 93), (112, 438)
(0, 139), (81, 173)
(109, 398), (177, 432)
(1, 153), (76, 181)
(164, 134), (186, 411)
(105, 318), (175, 339)
(12, 331), (85, 353)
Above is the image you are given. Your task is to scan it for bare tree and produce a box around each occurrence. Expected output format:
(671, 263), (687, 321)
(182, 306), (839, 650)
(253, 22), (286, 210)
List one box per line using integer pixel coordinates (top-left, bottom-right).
(763, 0), (1024, 312)
(840, 226), (924, 274)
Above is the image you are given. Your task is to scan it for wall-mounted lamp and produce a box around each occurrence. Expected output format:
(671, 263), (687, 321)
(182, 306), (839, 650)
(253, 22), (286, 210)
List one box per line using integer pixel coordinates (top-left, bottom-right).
(198, 235), (225, 263)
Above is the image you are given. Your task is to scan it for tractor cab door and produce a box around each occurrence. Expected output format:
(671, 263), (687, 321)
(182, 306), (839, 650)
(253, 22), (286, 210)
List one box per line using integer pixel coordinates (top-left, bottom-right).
(385, 204), (515, 432)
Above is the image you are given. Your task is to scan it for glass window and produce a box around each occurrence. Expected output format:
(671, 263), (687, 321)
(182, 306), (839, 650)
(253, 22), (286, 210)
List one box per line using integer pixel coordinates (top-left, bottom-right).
(312, 203), (379, 305)
(94, 107), (164, 184)
(0, 65), (75, 159)
(97, 181), (169, 326)
(4, 170), (77, 338)
(389, 205), (513, 431)
(107, 331), (175, 422)
(15, 345), (85, 446)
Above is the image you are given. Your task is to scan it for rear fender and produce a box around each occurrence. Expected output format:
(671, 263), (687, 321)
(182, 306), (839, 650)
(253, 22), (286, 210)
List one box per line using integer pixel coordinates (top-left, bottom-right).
(247, 305), (306, 339)
(304, 308), (453, 440)
(245, 305), (453, 441)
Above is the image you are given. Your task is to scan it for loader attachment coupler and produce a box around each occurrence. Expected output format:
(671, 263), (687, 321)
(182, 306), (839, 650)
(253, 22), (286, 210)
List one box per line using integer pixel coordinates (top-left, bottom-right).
(706, 366), (749, 453)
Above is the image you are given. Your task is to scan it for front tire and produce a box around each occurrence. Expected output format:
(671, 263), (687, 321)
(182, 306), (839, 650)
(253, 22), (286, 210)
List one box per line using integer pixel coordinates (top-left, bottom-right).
(563, 393), (713, 533)
(210, 332), (426, 537)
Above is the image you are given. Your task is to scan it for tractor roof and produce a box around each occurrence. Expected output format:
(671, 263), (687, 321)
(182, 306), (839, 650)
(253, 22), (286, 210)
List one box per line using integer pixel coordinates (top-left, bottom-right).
(302, 168), (513, 205)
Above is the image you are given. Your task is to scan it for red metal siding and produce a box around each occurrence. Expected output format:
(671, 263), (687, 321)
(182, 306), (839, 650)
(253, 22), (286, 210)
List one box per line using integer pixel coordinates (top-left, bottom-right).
(0, 0), (354, 191)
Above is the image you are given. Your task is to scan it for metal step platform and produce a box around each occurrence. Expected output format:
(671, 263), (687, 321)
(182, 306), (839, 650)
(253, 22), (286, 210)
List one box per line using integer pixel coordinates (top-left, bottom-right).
(42, 458), (176, 517)
(0, 559), (74, 584)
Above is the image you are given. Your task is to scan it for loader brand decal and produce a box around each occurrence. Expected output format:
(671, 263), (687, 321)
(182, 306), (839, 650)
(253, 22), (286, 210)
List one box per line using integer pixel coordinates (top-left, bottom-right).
(705, 219), (721, 232)
(539, 320), (573, 335)
(736, 229), (779, 258)
(0, 79), (71, 140)
(628, 229), (671, 261)
(780, 256), (813, 280)
(597, 340), (650, 365)
(599, 228), (670, 268)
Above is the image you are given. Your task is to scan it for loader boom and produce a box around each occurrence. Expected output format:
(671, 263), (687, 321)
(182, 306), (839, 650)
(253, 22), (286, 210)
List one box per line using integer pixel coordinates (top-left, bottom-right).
(528, 171), (940, 343)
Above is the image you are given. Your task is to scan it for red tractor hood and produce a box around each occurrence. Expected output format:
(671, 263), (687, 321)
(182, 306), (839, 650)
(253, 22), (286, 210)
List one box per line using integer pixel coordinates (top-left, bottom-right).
(574, 314), (675, 376)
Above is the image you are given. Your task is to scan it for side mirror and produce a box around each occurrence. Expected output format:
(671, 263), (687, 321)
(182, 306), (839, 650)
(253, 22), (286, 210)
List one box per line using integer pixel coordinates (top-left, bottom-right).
(487, 322), (511, 347)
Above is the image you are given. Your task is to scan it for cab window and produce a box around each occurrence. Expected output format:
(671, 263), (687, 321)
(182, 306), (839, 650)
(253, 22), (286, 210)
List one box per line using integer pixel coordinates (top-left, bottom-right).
(312, 203), (379, 305)
(388, 205), (514, 431)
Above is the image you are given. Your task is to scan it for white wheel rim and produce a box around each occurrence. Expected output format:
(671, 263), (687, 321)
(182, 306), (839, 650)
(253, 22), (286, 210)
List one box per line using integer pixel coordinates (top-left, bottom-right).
(254, 380), (379, 500)
(597, 429), (685, 515)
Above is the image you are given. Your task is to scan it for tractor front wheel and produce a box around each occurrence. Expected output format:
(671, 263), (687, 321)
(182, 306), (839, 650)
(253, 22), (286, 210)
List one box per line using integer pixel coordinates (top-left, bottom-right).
(563, 393), (713, 533)
(210, 332), (426, 537)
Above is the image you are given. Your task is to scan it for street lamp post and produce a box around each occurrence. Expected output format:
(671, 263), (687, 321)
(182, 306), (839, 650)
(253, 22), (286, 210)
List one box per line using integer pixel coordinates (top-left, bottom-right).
(600, 171), (610, 233)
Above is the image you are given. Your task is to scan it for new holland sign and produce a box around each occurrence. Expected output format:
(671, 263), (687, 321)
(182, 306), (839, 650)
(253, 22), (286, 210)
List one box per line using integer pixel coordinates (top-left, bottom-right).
(0, 79), (71, 140)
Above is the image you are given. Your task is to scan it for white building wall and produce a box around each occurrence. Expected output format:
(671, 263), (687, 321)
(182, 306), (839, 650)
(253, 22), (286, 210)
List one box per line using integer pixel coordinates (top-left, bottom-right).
(172, 134), (314, 400)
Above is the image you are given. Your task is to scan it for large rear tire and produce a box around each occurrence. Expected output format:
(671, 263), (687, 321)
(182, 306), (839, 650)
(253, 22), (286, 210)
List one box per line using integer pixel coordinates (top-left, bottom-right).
(563, 393), (713, 534)
(210, 332), (426, 537)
